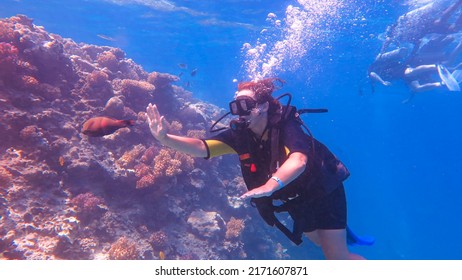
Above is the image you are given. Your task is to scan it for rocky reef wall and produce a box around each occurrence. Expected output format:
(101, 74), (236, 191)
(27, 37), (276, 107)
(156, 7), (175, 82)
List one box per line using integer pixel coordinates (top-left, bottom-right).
(0, 15), (317, 260)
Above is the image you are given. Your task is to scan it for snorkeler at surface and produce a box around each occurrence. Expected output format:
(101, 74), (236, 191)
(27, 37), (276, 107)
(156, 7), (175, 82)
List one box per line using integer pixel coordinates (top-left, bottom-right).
(146, 78), (371, 259)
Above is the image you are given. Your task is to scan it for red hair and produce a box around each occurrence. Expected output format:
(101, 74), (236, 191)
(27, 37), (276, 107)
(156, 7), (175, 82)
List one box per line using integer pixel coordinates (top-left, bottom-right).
(237, 78), (285, 115)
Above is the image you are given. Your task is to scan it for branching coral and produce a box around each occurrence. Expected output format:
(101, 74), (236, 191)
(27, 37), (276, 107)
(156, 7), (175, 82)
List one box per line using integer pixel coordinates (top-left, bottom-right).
(187, 129), (206, 139)
(153, 149), (194, 178)
(120, 79), (155, 96)
(139, 146), (158, 164)
(83, 70), (112, 101)
(135, 174), (156, 189)
(70, 192), (104, 214)
(107, 237), (139, 260)
(117, 144), (146, 168)
(134, 147), (195, 189)
(0, 19), (18, 43)
(225, 217), (245, 240)
(168, 120), (183, 135)
(134, 163), (150, 178)
(149, 230), (168, 249)
(87, 70), (109, 87)
(147, 71), (179, 89)
(96, 51), (119, 72)
(0, 42), (19, 77)
(19, 75), (39, 90)
(0, 166), (13, 189)
(19, 125), (47, 146)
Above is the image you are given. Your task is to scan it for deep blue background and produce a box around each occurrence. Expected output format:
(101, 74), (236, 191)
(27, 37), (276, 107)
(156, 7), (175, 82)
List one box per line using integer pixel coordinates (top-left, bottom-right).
(2, 0), (462, 259)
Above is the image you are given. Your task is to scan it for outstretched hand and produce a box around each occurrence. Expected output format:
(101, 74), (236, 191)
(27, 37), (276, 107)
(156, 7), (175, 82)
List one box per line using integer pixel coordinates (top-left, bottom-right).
(146, 103), (168, 142)
(240, 184), (275, 200)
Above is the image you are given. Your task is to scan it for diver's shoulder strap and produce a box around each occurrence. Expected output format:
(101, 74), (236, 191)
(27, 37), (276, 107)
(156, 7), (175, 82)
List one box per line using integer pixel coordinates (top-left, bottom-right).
(268, 105), (298, 174)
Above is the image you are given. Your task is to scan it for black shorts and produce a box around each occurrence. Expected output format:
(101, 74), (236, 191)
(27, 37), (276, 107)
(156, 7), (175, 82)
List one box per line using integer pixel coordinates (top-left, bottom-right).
(292, 185), (347, 233)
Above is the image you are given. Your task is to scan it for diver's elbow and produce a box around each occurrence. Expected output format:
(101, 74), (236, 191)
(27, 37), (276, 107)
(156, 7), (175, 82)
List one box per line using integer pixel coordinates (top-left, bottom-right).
(291, 152), (308, 173)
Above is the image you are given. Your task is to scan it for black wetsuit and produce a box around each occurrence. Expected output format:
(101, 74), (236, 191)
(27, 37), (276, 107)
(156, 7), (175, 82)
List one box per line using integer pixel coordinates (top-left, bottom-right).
(202, 116), (349, 244)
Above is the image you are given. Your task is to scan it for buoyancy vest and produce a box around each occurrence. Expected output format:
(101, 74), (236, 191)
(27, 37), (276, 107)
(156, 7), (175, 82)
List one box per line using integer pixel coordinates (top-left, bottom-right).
(233, 105), (350, 245)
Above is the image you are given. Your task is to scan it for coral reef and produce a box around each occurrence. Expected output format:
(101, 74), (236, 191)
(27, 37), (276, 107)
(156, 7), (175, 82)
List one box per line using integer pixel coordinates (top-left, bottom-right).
(107, 237), (139, 260)
(70, 192), (105, 220)
(187, 129), (206, 139)
(153, 148), (194, 178)
(147, 71), (179, 89)
(0, 15), (311, 260)
(225, 217), (245, 240)
(149, 230), (168, 250)
(96, 50), (120, 72)
(187, 210), (225, 239)
(0, 166), (12, 188)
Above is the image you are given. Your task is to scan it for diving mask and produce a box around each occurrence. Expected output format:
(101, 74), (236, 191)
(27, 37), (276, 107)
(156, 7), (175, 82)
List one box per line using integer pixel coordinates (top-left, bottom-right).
(229, 96), (257, 116)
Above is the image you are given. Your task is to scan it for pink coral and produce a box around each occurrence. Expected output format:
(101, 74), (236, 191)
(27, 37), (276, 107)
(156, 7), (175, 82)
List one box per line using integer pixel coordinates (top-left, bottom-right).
(152, 149), (194, 178)
(149, 230), (169, 249)
(117, 144), (146, 168)
(136, 174), (156, 189)
(225, 217), (245, 240)
(147, 72), (179, 89)
(107, 237), (139, 260)
(97, 51), (119, 72)
(134, 163), (151, 178)
(83, 70), (112, 101)
(120, 79), (155, 96)
(70, 192), (104, 214)
(133, 148), (195, 189)
(140, 146), (158, 164)
(0, 42), (19, 77)
(87, 70), (109, 87)
(168, 120), (183, 134)
(0, 166), (13, 189)
(19, 75), (40, 90)
(0, 19), (18, 43)
(187, 129), (206, 139)
(19, 125), (44, 143)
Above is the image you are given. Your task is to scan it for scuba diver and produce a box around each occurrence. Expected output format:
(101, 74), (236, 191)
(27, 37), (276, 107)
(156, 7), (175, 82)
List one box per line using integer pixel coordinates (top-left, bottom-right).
(146, 78), (372, 259)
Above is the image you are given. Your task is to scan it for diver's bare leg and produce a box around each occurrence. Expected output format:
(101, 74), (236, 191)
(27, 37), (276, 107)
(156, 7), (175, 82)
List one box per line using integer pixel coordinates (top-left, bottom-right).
(409, 80), (442, 92)
(404, 64), (438, 77)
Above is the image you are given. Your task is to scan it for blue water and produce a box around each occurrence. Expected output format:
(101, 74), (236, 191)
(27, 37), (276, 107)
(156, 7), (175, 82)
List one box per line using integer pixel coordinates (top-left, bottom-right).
(2, 0), (462, 260)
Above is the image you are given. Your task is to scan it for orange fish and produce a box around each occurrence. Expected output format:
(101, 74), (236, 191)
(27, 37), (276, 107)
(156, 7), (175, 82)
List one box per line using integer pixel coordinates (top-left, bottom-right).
(59, 156), (65, 166)
(82, 117), (135, 137)
(159, 251), (165, 260)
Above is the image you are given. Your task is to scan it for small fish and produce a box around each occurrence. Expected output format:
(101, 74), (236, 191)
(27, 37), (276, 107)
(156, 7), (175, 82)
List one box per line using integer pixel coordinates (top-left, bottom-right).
(82, 117), (135, 137)
(178, 63), (187, 69)
(178, 72), (184, 77)
(159, 251), (165, 260)
(59, 156), (65, 167)
(190, 68), (197, 77)
(97, 34), (116, 42)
